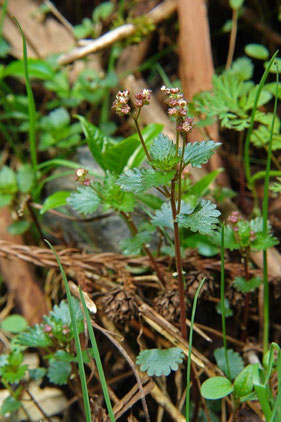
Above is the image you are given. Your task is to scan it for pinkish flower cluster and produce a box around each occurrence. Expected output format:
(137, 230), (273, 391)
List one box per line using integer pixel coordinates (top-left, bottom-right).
(227, 211), (241, 232)
(135, 89), (152, 108)
(74, 168), (91, 186)
(112, 90), (131, 116)
(161, 86), (194, 133)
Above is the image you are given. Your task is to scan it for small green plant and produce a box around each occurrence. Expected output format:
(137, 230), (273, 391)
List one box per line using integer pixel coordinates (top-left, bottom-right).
(0, 297), (85, 417)
(201, 342), (281, 422)
(62, 86), (221, 340)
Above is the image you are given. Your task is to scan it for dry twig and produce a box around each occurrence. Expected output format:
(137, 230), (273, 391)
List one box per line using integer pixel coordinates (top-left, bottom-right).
(58, 0), (177, 65)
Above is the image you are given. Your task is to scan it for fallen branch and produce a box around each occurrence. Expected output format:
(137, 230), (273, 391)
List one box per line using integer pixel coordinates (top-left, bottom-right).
(58, 0), (177, 65)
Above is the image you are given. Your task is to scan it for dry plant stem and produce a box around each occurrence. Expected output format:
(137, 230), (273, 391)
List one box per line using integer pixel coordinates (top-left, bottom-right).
(31, 202), (114, 222)
(225, 8), (238, 70)
(26, 199), (45, 244)
(92, 319), (150, 422)
(44, 0), (74, 36)
(120, 211), (166, 288)
(58, 0), (177, 65)
(170, 178), (187, 340)
(25, 390), (52, 422)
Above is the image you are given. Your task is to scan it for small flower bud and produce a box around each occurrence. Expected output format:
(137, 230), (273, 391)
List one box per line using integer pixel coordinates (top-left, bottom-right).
(74, 168), (91, 185)
(112, 90), (131, 115)
(43, 324), (52, 333)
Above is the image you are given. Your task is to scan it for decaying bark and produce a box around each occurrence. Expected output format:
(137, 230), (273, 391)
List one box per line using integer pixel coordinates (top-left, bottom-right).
(0, 207), (47, 324)
(178, 0), (229, 185)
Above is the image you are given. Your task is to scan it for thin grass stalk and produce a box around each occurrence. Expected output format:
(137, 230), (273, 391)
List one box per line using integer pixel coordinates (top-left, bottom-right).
(250, 170), (281, 185)
(46, 240), (92, 422)
(37, 158), (103, 178)
(262, 62), (279, 354)
(244, 51), (278, 187)
(14, 19), (37, 180)
(186, 277), (206, 422)
(79, 287), (116, 422)
(220, 223), (231, 378)
(270, 346), (281, 421)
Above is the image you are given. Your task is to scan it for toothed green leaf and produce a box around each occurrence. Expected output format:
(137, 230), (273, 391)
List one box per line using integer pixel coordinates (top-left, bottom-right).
(177, 199), (220, 234)
(151, 202), (195, 229)
(29, 367), (47, 381)
(117, 168), (175, 193)
(233, 276), (262, 293)
(47, 359), (71, 385)
(150, 133), (180, 170)
(183, 141), (221, 168)
(50, 298), (83, 325)
(67, 185), (101, 215)
(16, 324), (53, 348)
(136, 347), (184, 377)
(120, 225), (154, 255)
(102, 172), (135, 212)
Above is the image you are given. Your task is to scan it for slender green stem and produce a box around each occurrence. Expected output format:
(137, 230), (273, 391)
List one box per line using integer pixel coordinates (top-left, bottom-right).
(250, 170), (281, 185)
(46, 241), (91, 422)
(133, 116), (152, 162)
(37, 159), (103, 178)
(14, 18), (38, 180)
(186, 277), (206, 422)
(262, 61), (279, 355)
(220, 223), (231, 379)
(244, 51), (279, 187)
(79, 287), (115, 422)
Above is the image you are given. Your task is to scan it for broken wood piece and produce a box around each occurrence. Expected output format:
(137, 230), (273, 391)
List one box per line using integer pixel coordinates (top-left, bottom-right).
(58, 0), (177, 65)
(3, 0), (74, 59)
(0, 207), (47, 324)
(178, 0), (229, 186)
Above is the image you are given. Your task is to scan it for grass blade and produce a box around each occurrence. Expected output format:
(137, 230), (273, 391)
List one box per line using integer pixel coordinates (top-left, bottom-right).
(244, 50), (278, 187)
(45, 240), (92, 422)
(13, 18), (37, 179)
(79, 287), (116, 422)
(262, 60), (279, 354)
(220, 223), (231, 378)
(186, 277), (206, 421)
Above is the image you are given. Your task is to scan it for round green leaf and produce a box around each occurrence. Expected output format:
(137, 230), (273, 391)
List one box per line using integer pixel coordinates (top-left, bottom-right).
(201, 376), (233, 400)
(229, 0), (244, 10)
(1, 315), (28, 333)
(245, 44), (269, 60)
